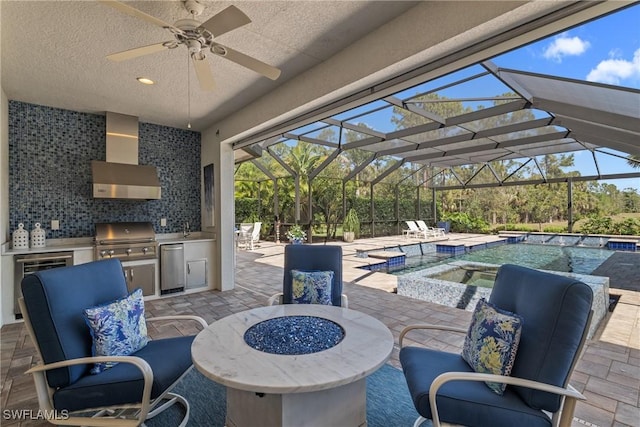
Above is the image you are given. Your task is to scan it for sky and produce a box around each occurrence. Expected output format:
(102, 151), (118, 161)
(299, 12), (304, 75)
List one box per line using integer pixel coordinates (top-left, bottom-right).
(491, 4), (640, 192)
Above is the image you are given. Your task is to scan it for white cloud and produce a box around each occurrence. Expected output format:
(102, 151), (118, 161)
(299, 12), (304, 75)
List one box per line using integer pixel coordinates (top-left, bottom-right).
(586, 48), (640, 85)
(543, 34), (591, 62)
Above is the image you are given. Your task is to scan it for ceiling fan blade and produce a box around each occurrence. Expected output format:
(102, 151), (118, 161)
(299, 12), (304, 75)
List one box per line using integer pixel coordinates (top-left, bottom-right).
(199, 6), (251, 38)
(107, 42), (171, 62)
(192, 56), (216, 91)
(211, 43), (281, 80)
(99, 0), (183, 34)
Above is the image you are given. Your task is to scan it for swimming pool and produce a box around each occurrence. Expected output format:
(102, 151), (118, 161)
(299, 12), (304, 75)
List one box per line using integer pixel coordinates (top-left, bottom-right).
(396, 260), (610, 339)
(391, 243), (614, 276)
(430, 265), (498, 288)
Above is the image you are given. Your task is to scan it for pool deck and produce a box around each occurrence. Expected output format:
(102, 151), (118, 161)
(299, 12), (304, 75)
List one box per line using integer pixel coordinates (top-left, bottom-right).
(316, 232), (638, 292)
(593, 252), (640, 292)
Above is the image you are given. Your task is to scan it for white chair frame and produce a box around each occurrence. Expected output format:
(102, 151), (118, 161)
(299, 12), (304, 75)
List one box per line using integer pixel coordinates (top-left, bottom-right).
(416, 220), (445, 237)
(238, 222), (261, 250)
(20, 297), (207, 427)
(404, 220), (425, 238)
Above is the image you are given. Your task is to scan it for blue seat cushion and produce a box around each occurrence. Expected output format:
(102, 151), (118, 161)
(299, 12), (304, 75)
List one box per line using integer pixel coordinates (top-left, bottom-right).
(53, 336), (194, 412)
(400, 346), (552, 427)
(21, 259), (130, 387)
(490, 265), (592, 411)
(283, 245), (343, 306)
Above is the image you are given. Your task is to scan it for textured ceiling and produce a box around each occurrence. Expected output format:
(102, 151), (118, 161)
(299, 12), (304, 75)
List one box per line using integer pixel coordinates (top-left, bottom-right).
(1, 0), (417, 130)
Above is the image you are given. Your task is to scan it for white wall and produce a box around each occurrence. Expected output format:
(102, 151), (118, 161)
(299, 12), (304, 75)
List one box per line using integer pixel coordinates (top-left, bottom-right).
(201, 128), (235, 291)
(0, 90), (7, 327)
(1, 0), (8, 326)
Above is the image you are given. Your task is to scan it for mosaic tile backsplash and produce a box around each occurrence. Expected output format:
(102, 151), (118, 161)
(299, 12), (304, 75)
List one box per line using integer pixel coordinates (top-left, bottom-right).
(8, 101), (202, 239)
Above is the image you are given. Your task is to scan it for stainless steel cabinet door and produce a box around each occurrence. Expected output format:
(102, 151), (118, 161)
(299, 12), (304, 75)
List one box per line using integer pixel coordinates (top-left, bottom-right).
(124, 264), (155, 296)
(186, 259), (207, 289)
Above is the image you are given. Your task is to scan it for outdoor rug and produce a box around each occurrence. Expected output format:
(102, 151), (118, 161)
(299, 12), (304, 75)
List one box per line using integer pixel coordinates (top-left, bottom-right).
(147, 363), (427, 426)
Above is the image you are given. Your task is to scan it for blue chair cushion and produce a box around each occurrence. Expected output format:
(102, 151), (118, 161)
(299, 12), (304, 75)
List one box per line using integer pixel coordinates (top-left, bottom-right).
(400, 346), (552, 427)
(290, 270), (333, 305)
(489, 265), (592, 411)
(52, 336), (195, 412)
(84, 288), (149, 374)
(21, 259), (129, 387)
(283, 245), (343, 306)
(461, 298), (523, 395)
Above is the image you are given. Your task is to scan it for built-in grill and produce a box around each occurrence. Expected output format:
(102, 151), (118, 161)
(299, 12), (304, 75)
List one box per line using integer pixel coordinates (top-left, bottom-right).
(94, 222), (158, 261)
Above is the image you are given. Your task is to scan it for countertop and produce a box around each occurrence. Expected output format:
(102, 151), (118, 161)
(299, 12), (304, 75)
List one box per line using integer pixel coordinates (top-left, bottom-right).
(1, 232), (215, 256)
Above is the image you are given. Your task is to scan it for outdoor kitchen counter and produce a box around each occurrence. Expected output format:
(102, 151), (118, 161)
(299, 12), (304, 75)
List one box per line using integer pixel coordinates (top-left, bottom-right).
(155, 233), (215, 245)
(2, 234), (216, 255)
(1, 238), (93, 255)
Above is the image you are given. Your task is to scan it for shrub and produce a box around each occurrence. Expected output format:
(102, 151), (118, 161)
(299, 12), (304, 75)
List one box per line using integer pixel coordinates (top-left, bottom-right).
(578, 216), (640, 236)
(543, 225), (568, 233)
(579, 216), (614, 234)
(441, 212), (490, 233)
(611, 218), (640, 236)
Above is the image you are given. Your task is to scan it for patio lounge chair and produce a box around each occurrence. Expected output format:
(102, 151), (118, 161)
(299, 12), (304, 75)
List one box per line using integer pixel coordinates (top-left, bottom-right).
(399, 264), (593, 427)
(404, 220), (426, 239)
(416, 220), (445, 237)
(19, 258), (208, 427)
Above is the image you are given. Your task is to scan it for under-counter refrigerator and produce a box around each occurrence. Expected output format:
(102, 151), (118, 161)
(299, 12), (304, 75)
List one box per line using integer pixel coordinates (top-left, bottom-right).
(160, 244), (185, 294)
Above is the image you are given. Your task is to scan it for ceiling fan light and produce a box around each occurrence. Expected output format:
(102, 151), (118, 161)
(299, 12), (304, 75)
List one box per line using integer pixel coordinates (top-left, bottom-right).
(136, 77), (155, 85)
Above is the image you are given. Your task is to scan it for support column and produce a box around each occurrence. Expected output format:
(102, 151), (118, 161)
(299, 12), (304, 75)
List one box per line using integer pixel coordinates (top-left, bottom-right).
(432, 187), (437, 225)
(205, 133), (235, 292)
(370, 183), (374, 238)
(294, 175), (300, 222)
(567, 179), (573, 233)
(395, 185), (400, 236)
(308, 178), (313, 243)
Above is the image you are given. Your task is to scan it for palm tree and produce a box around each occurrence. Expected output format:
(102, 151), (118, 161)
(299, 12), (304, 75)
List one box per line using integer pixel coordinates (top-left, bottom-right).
(627, 154), (640, 169)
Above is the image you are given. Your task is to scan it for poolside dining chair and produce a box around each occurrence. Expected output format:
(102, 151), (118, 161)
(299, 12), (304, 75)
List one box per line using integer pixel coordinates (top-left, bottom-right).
(399, 264), (593, 427)
(19, 258), (208, 427)
(238, 222), (261, 250)
(267, 244), (348, 307)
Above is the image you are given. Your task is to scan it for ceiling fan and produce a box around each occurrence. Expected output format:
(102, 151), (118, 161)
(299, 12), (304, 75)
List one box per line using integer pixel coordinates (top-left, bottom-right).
(100, 0), (281, 91)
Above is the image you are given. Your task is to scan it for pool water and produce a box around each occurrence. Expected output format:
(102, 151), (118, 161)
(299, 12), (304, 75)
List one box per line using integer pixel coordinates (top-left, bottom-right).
(392, 244), (614, 276)
(431, 266), (498, 288)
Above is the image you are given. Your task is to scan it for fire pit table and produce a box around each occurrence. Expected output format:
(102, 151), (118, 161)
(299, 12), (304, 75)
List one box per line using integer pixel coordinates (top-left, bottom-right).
(192, 304), (393, 427)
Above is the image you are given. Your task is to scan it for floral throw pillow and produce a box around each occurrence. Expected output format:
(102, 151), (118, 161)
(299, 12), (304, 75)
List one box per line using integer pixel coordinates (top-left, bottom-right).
(461, 298), (523, 395)
(83, 288), (149, 374)
(291, 270), (334, 305)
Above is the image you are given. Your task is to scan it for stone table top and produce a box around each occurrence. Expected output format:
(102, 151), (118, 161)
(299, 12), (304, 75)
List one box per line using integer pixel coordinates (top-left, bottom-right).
(192, 304), (394, 394)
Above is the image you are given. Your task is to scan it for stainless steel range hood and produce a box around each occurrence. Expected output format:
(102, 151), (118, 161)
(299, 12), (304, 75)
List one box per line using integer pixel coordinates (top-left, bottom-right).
(92, 112), (161, 200)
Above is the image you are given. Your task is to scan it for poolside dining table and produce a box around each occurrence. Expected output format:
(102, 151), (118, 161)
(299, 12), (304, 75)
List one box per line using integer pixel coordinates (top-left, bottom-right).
(191, 304), (394, 427)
